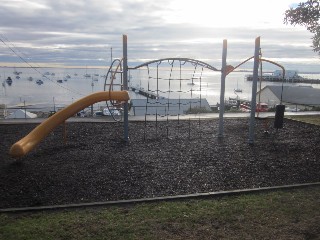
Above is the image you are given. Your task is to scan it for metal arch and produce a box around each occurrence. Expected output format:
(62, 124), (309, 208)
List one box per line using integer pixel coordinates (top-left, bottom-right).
(129, 58), (220, 72)
(260, 58), (285, 78)
(225, 56), (286, 78)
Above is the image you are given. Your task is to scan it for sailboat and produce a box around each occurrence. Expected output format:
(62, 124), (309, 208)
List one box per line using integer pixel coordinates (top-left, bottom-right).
(13, 67), (21, 75)
(84, 66), (91, 78)
(234, 80), (242, 93)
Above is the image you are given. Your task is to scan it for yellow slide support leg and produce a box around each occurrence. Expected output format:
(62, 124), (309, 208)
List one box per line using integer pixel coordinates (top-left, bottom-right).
(9, 91), (130, 158)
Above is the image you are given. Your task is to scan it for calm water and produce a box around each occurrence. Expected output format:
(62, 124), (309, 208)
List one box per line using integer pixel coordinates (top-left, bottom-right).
(1, 66), (320, 111)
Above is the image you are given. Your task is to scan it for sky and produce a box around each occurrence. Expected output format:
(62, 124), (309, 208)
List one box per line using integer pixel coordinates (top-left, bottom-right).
(0, 0), (319, 72)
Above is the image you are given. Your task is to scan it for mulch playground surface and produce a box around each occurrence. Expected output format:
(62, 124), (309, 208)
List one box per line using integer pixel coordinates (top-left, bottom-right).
(0, 118), (319, 209)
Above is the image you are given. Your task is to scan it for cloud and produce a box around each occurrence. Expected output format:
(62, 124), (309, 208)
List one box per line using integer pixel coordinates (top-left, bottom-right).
(0, 0), (319, 71)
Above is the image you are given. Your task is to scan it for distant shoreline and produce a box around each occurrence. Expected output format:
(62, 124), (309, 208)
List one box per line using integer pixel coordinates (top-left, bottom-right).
(1, 65), (320, 74)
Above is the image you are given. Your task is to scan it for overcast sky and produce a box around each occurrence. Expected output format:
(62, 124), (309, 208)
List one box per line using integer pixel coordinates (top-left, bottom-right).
(0, 0), (319, 72)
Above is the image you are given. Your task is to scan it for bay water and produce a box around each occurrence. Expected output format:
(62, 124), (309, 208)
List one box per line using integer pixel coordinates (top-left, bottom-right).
(1, 66), (320, 113)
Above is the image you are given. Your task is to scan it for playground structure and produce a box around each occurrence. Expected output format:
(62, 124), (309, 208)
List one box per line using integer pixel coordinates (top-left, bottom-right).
(8, 35), (287, 158)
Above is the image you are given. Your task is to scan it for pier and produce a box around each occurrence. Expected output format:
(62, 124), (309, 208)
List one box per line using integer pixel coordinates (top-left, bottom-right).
(130, 86), (159, 99)
(246, 75), (320, 84)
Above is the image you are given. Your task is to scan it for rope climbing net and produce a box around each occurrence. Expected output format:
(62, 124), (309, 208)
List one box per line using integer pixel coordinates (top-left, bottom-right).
(128, 58), (220, 140)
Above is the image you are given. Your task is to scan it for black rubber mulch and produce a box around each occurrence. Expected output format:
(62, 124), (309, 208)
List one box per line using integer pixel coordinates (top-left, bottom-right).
(0, 118), (319, 209)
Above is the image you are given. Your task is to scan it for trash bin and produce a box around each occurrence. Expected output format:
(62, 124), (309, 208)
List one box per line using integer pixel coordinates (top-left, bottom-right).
(274, 104), (285, 129)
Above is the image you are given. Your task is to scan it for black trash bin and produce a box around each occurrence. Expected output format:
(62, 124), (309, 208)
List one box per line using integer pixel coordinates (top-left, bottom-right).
(274, 104), (285, 129)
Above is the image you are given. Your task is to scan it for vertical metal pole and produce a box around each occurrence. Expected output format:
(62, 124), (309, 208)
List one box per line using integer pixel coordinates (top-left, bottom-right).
(91, 81), (94, 116)
(218, 39), (227, 138)
(24, 100), (26, 119)
(53, 97), (56, 112)
(111, 47), (113, 65)
(123, 34), (129, 141)
(248, 37), (260, 144)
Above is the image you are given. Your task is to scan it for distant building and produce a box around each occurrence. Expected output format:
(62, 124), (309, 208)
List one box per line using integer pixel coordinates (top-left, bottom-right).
(6, 109), (37, 119)
(272, 70), (300, 79)
(257, 85), (320, 109)
(130, 98), (211, 116)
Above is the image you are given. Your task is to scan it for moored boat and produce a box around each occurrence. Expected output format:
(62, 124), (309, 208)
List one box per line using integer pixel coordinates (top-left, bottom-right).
(6, 77), (13, 85)
(13, 68), (21, 75)
(36, 79), (44, 85)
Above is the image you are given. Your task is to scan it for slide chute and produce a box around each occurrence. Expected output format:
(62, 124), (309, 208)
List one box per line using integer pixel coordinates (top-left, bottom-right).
(9, 91), (129, 158)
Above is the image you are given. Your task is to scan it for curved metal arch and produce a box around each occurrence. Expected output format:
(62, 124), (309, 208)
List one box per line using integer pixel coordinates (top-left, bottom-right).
(129, 57), (220, 72)
(225, 56), (285, 78)
(260, 58), (285, 78)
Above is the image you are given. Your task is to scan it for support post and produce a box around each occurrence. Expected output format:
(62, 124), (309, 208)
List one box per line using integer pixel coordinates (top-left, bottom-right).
(123, 34), (129, 141)
(24, 100), (26, 119)
(63, 121), (67, 145)
(248, 37), (260, 144)
(218, 39), (227, 138)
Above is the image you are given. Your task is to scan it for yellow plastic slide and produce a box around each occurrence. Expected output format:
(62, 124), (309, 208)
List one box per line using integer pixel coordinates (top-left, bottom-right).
(9, 91), (129, 158)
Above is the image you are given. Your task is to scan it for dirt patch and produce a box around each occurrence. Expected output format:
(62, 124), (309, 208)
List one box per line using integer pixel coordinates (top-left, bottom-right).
(0, 118), (319, 208)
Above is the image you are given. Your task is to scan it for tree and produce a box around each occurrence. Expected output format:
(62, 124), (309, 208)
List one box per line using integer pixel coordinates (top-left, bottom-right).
(284, 0), (320, 54)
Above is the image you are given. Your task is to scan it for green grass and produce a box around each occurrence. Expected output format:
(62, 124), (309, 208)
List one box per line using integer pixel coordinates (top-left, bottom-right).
(286, 114), (320, 125)
(1, 186), (319, 239)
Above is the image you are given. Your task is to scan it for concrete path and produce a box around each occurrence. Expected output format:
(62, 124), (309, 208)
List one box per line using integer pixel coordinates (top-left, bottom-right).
(1, 111), (319, 124)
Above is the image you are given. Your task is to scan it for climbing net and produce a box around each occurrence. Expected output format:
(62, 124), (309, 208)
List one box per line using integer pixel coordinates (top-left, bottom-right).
(129, 58), (220, 140)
